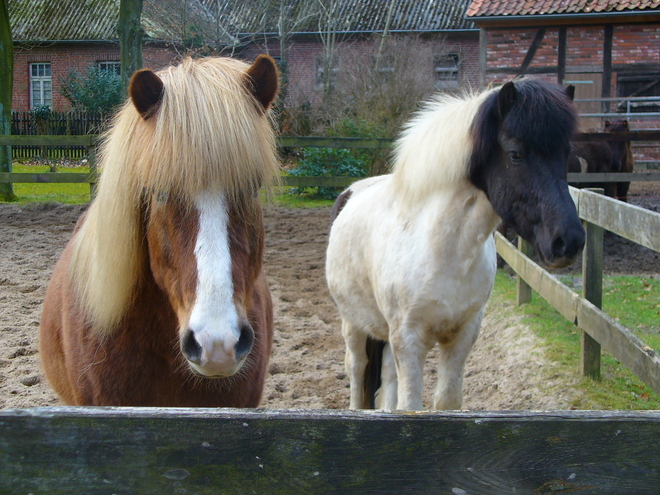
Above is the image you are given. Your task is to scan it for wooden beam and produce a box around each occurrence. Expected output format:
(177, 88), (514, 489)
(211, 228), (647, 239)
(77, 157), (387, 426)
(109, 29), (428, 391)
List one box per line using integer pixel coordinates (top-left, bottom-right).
(581, 188), (604, 379)
(2, 407), (660, 494)
(0, 172), (95, 183)
(602, 25), (613, 114)
(578, 188), (660, 252)
(0, 135), (95, 146)
(278, 136), (393, 149)
(516, 236), (533, 305)
(557, 27), (567, 85)
(577, 299), (660, 395)
(517, 27), (547, 77)
(495, 233), (579, 323)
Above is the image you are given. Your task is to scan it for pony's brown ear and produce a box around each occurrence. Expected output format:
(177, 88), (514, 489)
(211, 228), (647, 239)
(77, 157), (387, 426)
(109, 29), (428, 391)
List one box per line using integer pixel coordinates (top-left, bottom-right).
(130, 69), (164, 120)
(565, 84), (576, 101)
(498, 81), (517, 117)
(246, 54), (279, 111)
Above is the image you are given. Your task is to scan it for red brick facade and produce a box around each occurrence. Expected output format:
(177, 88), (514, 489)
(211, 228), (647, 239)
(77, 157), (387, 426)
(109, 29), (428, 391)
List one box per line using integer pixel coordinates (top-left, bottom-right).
(484, 23), (660, 91)
(12, 34), (480, 112)
(12, 43), (179, 111)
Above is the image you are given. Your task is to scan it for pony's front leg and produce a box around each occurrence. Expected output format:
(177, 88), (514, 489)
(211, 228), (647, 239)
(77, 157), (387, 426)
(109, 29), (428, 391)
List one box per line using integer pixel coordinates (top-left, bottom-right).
(374, 343), (397, 410)
(390, 331), (429, 410)
(432, 312), (482, 410)
(342, 319), (369, 409)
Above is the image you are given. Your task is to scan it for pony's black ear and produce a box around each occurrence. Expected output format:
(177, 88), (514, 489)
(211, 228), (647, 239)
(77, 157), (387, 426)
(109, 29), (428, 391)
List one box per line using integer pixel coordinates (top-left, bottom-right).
(605, 120), (611, 128)
(130, 69), (164, 120)
(498, 81), (517, 117)
(246, 54), (279, 111)
(565, 84), (576, 101)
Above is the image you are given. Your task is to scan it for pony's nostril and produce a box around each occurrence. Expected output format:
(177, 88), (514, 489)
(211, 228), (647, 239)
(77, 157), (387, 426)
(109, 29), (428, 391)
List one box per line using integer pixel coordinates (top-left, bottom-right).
(551, 235), (566, 258)
(235, 324), (254, 361)
(182, 329), (202, 364)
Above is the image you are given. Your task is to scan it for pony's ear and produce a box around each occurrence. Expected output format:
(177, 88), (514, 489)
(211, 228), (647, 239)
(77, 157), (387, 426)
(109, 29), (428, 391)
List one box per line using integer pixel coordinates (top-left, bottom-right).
(130, 69), (164, 120)
(497, 81), (517, 117)
(565, 84), (576, 101)
(605, 120), (611, 128)
(246, 54), (279, 111)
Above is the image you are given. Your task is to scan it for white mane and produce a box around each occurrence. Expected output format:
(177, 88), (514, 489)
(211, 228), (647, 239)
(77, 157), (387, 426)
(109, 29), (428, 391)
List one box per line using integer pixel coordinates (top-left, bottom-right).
(392, 89), (493, 205)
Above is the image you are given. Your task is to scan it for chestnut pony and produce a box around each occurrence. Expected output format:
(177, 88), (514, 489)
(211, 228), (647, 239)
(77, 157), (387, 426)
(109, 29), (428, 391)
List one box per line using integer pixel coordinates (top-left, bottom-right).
(39, 56), (279, 406)
(327, 80), (585, 411)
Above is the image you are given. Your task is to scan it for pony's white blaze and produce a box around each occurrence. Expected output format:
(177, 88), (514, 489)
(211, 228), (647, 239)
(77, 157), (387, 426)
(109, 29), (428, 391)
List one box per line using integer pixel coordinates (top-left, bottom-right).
(187, 191), (241, 377)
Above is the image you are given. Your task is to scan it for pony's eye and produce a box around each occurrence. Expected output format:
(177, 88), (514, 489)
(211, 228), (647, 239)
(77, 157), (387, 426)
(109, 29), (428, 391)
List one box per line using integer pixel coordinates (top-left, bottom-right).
(508, 151), (522, 162)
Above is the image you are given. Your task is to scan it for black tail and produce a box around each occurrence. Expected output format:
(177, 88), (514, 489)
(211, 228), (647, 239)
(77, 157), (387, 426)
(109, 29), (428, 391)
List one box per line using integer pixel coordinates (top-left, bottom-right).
(363, 336), (386, 409)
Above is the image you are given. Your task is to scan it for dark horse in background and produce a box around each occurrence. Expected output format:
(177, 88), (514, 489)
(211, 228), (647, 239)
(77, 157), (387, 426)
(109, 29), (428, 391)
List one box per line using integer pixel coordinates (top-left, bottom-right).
(569, 119), (635, 202)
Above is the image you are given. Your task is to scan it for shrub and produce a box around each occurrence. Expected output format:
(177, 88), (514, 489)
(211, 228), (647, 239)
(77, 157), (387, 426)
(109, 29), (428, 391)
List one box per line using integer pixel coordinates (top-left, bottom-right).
(61, 66), (123, 114)
(289, 147), (368, 199)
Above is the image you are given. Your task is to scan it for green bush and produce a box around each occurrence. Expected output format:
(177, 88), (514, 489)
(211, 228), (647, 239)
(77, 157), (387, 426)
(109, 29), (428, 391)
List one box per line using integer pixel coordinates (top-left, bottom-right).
(289, 147), (368, 199)
(61, 66), (123, 114)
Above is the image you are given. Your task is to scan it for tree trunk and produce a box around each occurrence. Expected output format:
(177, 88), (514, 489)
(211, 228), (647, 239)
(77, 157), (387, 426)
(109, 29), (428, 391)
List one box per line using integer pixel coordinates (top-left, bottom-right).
(0, 0), (16, 201)
(119, 0), (144, 95)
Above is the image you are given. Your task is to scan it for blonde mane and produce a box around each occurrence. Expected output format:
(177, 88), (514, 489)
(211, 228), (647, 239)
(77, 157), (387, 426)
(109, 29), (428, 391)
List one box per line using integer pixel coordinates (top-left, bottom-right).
(69, 57), (279, 334)
(392, 89), (493, 206)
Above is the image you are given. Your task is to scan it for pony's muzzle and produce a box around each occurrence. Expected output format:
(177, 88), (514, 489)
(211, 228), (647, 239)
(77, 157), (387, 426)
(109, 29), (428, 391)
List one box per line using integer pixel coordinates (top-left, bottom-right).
(542, 229), (585, 269)
(181, 322), (254, 377)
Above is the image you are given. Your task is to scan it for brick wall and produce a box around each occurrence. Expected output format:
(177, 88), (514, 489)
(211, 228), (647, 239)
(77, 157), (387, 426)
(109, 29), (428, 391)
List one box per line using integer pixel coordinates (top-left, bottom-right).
(485, 23), (660, 90)
(12, 42), (179, 111)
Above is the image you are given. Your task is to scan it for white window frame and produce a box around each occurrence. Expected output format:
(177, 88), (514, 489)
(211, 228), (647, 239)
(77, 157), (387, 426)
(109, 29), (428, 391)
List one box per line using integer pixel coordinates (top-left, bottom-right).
(30, 62), (52, 108)
(98, 61), (121, 75)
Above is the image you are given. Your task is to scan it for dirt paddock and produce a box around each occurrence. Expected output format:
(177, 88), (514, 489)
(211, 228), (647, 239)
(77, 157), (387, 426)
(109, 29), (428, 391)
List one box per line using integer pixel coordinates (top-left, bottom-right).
(1, 183), (659, 411)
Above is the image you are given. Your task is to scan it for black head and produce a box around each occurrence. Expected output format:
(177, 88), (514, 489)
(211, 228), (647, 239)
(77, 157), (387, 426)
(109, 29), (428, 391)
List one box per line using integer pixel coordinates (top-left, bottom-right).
(469, 79), (585, 268)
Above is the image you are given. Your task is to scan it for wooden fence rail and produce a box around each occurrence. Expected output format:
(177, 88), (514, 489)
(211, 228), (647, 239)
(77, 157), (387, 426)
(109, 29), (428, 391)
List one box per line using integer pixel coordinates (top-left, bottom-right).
(496, 187), (660, 394)
(3, 134), (660, 189)
(1, 407), (660, 494)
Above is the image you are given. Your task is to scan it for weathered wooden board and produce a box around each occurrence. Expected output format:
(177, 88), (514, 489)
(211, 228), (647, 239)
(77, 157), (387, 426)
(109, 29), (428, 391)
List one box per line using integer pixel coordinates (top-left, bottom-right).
(1, 407), (659, 494)
(495, 233), (579, 323)
(0, 172), (95, 183)
(280, 175), (356, 187)
(0, 135), (95, 146)
(577, 299), (660, 395)
(278, 136), (393, 149)
(578, 188), (660, 252)
(568, 172), (660, 182)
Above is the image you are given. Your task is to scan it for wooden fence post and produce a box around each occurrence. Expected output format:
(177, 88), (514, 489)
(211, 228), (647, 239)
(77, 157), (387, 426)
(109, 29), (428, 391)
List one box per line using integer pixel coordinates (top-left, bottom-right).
(581, 188), (604, 379)
(517, 236), (533, 305)
(86, 141), (97, 199)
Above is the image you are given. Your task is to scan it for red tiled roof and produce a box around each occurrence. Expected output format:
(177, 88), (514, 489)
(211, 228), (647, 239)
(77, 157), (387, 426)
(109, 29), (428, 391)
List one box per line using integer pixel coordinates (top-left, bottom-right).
(467, 0), (660, 18)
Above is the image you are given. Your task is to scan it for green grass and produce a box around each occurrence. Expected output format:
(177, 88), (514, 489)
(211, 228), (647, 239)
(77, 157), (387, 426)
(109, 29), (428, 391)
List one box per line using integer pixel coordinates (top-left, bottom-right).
(9, 163), (91, 204)
(492, 270), (660, 410)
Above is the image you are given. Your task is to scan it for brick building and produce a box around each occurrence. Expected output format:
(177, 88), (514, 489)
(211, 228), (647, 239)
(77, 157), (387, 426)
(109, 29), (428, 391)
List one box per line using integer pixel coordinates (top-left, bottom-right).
(8, 0), (479, 112)
(467, 1), (660, 128)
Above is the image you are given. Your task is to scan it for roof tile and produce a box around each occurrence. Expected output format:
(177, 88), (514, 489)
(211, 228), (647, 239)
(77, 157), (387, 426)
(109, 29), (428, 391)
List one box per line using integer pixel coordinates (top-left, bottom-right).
(467, 0), (660, 17)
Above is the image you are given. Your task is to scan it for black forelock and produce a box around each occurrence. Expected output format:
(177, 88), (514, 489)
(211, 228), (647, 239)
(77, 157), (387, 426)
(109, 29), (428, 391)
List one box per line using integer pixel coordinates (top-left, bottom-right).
(469, 79), (578, 186)
(500, 79), (578, 155)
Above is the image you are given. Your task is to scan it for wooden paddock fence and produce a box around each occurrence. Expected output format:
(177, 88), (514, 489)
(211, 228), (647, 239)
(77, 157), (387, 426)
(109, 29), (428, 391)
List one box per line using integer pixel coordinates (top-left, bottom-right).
(2, 131), (660, 191)
(1, 406), (659, 493)
(497, 186), (660, 395)
(2, 134), (660, 493)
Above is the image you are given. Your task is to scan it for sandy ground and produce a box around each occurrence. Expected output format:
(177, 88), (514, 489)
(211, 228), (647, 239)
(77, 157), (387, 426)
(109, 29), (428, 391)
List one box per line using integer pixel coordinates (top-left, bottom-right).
(1, 182), (658, 411)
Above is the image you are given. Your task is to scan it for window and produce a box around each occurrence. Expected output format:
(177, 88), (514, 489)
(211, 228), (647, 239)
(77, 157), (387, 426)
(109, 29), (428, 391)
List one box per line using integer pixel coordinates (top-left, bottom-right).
(315, 55), (339, 89)
(30, 63), (52, 108)
(434, 54), (460, 89)
(98, 61), (121, 75)
(617, 72), (660, 113)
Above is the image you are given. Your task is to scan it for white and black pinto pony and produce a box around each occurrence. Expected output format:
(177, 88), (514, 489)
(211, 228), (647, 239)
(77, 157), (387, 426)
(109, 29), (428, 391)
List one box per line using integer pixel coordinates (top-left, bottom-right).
(326, 79), (585, 411)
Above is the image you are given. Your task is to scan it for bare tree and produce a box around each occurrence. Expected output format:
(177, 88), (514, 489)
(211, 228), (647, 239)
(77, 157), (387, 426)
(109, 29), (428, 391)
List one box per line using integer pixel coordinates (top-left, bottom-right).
(0, 0), (15, 201)
(119, 0), (144, 94)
